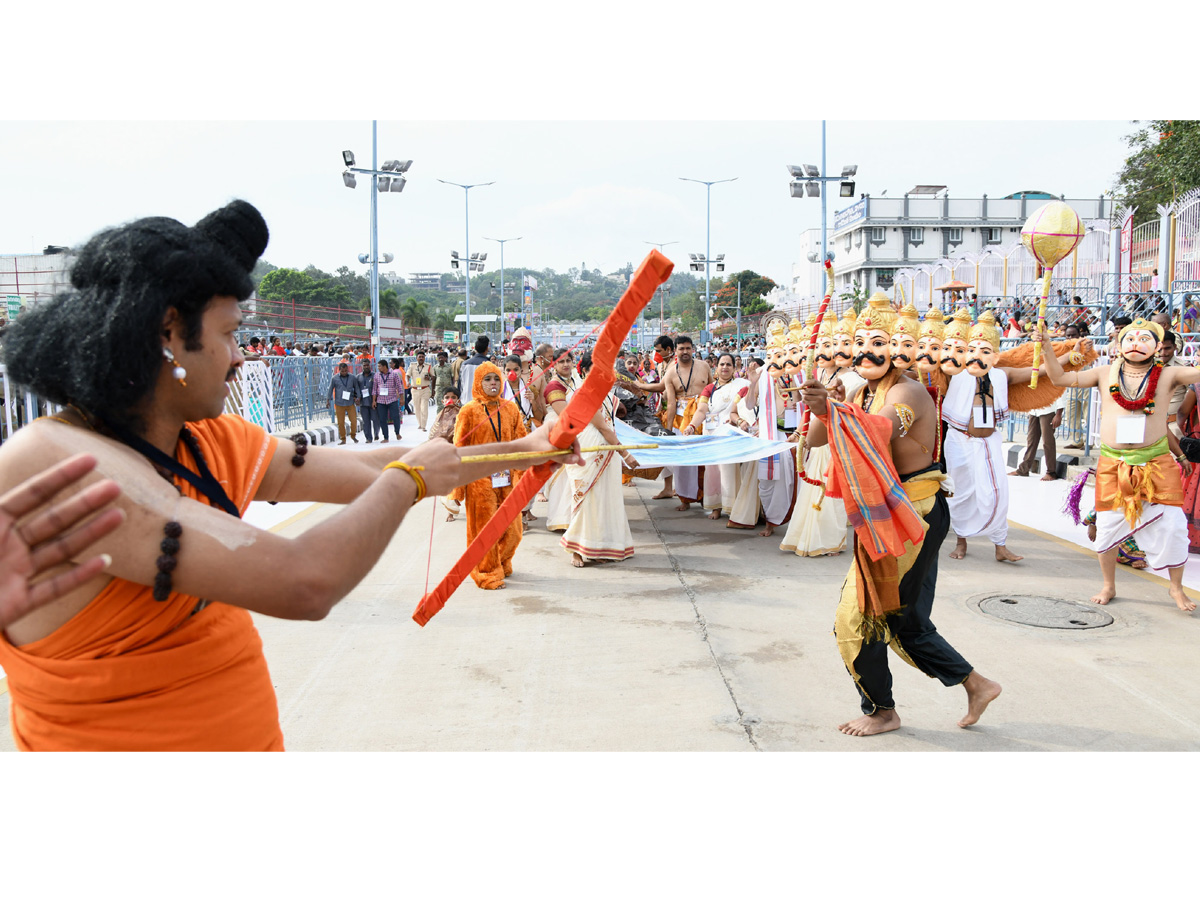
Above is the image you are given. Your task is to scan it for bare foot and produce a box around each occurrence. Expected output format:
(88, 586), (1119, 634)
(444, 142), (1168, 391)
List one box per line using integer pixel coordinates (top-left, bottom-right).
(651, 489), (675, 500)
(445, 513), (456, 522)
(1129, 559), (1147, 569)
(949, 538), (967, 559)
(1090, 585), (1116, 604)
(758, 523), (776, 537)
(707, 509), (721, 520)
(1007, 470), (1027, 477)
(522, 511), (536, 524)
(676, 501), (692, 512)
(838, 709), (901, 736)
(1170, 585), (1197, 612)
(727, 522), (755, 529)
(572, 553), (586, 568)
(995, 544), (1023, 562)
(958, 671), (1002, 727)
(1040, 473), (1058, 481)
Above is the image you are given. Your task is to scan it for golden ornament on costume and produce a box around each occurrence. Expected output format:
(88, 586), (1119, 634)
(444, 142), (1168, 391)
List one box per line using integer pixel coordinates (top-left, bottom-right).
(787, 317), (805, 345)
(893, 303), (921, 338)
(856, 292), (899, 335)
(818, 312), (836, 339)
(968, 310), (1002, 351)
(765, 319), (787, 350)
(942, 307), (974, 344)
(919, 307), (946, 341)
(1021, 201), (1086, 269)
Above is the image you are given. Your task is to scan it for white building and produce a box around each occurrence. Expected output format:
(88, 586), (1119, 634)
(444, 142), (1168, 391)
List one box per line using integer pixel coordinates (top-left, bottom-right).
(792, 189), (1114, 308)
(1, 247), (74, 320)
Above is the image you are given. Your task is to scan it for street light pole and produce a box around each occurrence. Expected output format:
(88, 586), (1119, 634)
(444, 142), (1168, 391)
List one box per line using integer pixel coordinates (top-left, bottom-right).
(680, 178), (736, 343)
(340, 121), (410, 354)
(439, 179), (494, 344)
(643, 241), (677, 340)
(485, 235), (522, 342)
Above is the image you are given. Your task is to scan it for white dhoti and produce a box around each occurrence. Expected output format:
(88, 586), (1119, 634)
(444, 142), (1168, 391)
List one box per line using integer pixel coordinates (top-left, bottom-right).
(671, 431), (701, 505)
(719, 460), (760, 526)
(543, 409), (573, 531)
(943, 427), (1009, 545)
(702, 466), (722, 511)
(779, 443), (848, 556)
(757, 449), (795, 527)
(1095, 506), (1189, 571)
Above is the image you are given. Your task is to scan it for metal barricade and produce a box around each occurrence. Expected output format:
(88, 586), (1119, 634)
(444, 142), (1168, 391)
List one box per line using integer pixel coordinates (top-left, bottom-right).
(261, 355), (338, 432)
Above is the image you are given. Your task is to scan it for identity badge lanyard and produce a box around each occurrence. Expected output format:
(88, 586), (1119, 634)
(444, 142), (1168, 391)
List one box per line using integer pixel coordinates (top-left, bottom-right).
(486, 407), (511, 488)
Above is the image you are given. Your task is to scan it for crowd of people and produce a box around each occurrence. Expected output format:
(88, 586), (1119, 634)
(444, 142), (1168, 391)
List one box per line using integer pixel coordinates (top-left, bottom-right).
(2, 197), (1199, 752)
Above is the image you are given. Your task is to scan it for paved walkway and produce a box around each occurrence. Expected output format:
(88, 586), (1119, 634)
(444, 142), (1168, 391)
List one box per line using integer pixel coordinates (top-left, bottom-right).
(3, 423), (1199, 751)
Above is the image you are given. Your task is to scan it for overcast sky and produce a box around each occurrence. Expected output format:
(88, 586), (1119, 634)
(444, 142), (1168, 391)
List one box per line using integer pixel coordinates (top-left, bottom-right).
(1, 120), (1134, 289)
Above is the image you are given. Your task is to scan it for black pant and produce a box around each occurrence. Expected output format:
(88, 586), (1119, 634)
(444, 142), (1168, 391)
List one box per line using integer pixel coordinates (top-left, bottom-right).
(359, 404), (375, 441)
(841, 492), (974, 715)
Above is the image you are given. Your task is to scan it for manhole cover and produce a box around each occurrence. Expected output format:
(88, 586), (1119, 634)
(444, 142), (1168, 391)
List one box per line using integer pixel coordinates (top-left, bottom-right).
(977, 594), (1113, 629)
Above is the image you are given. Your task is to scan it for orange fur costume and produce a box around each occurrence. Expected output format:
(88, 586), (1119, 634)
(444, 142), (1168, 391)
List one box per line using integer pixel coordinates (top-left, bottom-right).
(453, 363), (528, 589)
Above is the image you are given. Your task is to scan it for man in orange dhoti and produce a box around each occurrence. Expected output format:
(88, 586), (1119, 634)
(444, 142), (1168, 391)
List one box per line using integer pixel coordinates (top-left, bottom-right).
(453, 363), (528, 589)
(0, 201), (571, 750)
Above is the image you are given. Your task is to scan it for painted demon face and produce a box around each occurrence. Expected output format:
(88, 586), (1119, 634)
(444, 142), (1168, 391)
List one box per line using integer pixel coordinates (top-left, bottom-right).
(916, 336), (943, 375)
(510, 334), (533, 362)
(766, 344), (788, 378)
(816, 335), (837, 370)
(966, 340), (997, 377)
(833, 331), (854, 367)
(940, 338), (968, 375)
(782, 340), (803, 377)
(1120, 328), (1159, 364)
(890, 331), (917, 371)
(852, 329), (892, 382)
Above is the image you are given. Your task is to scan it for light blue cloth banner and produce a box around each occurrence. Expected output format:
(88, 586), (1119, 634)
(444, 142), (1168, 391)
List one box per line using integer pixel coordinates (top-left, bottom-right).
(613, 419), (794, 466)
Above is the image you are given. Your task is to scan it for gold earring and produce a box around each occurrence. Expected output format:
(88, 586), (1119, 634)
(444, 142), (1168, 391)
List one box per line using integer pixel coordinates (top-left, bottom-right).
(163, 347), (188, 387)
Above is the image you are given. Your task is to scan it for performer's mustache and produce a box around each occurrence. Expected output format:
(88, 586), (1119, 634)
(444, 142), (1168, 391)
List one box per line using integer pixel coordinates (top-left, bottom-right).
(942, 358), (963, 369)
(892, 354), (911, 364)
(967, 358), (989, 371)
(816, 353), (833, 363)
(853, 351), (887, 367)
(767, 362), (785, 371)
(834, 351), (853, 361)
(916, 353), (936, 364)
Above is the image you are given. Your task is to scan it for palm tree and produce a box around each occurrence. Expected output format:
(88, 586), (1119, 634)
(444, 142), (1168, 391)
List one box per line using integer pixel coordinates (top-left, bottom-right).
(433, 309), (456, 332)
(398, 297), (431, 339)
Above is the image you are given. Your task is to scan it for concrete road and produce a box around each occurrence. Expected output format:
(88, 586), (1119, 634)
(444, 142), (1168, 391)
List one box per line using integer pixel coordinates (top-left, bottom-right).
(4, 471), (1199, 752)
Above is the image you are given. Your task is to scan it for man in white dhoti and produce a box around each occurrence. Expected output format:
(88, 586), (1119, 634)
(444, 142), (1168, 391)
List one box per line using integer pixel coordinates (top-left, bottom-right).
(662, 335), (712, 511)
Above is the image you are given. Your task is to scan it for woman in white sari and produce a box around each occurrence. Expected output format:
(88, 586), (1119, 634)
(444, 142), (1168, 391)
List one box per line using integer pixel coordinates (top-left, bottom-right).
(684, 352), (759, 528)
(555, 351), (640, 566)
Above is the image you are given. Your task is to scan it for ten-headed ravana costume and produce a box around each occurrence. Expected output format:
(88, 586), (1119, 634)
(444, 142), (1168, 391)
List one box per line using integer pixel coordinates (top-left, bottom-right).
(780, 310), (864, 557)
(942, 311), (1012, 547)
(1093, 319), (1188, 570)
(819, 297), (974, 715)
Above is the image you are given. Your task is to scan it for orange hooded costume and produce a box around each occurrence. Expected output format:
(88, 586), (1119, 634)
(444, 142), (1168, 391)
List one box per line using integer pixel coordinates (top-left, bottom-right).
(452, 362), (527, 589)
(0, 415), (284, 751)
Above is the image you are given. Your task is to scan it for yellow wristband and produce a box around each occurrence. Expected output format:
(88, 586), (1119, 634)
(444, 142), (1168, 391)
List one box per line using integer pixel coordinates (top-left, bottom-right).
(383, 460), (427, 503)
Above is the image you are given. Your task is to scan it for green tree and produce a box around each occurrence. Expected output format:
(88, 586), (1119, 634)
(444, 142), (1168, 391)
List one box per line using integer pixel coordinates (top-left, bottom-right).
(1113, 120), (1200, 224)
(433, 310), (456, 332)
(400, 297), (431, 329)
(839, 280), (868, 314)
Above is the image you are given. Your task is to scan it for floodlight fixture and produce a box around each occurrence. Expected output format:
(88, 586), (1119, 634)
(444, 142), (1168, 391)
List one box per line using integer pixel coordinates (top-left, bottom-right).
(381, 160), (395, 171)
(343, 150), (355, 167)
(394, 160), (412, 173)
(358, 253), (369, 263)
(839, 181), (856, 197)
(715, 254), (724, 261)
(388, 176), (406, 192)
(381, 253), (394, 264)
(377, 177), (390, 192)
(806, 182), (820, 197)
(790, 183), (805, 198)
(840, 165), (858, 178)
(787, 165), (805, 177)
(803, 164), (819, 177)
(716, 263), (725, 272)
(689, 253), (699, 261)
(342, 171), (357, 189)
(807, 251), (819, 263)
(478, 252), (487, 261)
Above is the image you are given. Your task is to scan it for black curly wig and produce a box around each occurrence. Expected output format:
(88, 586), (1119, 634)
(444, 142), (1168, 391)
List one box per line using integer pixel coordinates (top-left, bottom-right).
(0, 200), (268, 434)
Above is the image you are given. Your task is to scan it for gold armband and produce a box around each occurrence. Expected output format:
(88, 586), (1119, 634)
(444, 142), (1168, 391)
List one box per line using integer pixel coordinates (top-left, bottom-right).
(383, 460), (427, 503)
(894, 403), (915, 437)
(1068, 351), (1083, 367)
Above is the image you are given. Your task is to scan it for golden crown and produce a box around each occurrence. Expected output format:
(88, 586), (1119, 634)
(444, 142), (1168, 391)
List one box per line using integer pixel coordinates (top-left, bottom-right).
(765, 319), (787, 350)
(893, 303), (921, 338)
(834, 306), (858, 337)
(942, 307), (974, 344)
(968, 310), (1002, 351)
(1116, 317), (1165, 345)
(919, 308), (945, 341)
(786, 317), (805, 345)
(855, 292), (899, 335)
